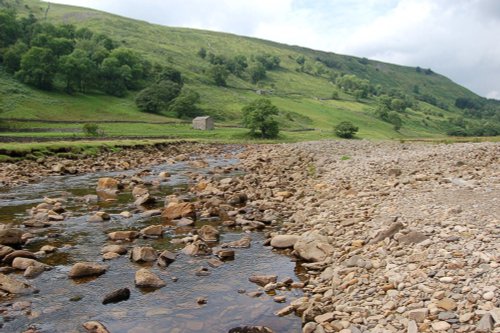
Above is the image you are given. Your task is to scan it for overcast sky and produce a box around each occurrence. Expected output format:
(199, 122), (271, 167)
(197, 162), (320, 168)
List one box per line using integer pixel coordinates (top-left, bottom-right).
(47, 0), (500, 99)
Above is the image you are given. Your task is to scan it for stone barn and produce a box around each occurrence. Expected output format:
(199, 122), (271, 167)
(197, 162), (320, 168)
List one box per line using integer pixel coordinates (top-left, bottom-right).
(192, 116), (214, 130)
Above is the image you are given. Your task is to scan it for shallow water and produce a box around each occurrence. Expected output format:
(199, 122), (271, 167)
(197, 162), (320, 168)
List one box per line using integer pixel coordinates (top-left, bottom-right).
(0, 152), (303, 333)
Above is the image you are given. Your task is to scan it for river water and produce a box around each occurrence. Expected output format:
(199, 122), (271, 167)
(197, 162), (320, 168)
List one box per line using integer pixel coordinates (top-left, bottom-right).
(0, 152), (304, 332)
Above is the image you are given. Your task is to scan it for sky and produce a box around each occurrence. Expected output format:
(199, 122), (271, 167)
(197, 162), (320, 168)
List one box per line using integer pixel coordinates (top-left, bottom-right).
(46, 0), (500, 99)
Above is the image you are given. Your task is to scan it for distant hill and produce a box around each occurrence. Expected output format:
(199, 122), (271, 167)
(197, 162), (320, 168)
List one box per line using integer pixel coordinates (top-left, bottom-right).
(0, 0), (498, 140)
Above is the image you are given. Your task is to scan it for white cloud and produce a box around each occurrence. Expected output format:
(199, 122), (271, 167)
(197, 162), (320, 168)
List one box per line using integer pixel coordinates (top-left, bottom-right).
(45, 0), (500, 98)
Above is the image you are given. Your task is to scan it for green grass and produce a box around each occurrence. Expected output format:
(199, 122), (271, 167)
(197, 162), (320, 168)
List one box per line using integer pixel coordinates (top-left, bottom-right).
(0, 0), (497, 147)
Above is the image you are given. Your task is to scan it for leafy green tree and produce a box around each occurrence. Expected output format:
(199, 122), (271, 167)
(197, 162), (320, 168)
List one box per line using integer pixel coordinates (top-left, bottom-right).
(208, 64), (229, 86)
(255, 54), (280, 70)
(390, 98), (406, 112)
(15, 46), (57, 89)
(135, 80), (181, 113)
(249, 63), (266, 84)
(157, 66), (183, 86)
(58, 49), (96, 92)
(0, 9), (20, 49)
(82, 123), (99, 136)
(242, 98), (280, 138)
(3, 40), (28, 73)
(168, 89), (202, 118)
(98, 56), (131, 96)
(197, 47), (206, 59)
(108, 47), (149, 90)
(334, 121), (359, 138)
(296, 55), (305, 65)
(387, 111), (402, 131)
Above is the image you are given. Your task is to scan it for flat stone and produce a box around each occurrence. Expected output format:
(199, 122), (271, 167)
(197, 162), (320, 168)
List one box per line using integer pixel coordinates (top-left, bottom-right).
(476, 314), (494, 332)
(68, 262), (107, 278)
(407, 320), (418, 333)
(437, 298), (457, 311)
(108, 230), (139, 241)
(249, 274), (277, 286)
(130, 246), (157, 262)
(140, 225), (163, 237)
(315, 312), (334, 323)
(0, 273), (35, 294)
(407, 308), (428, 322)
(102, 287), (130, 304)
(101, 245), (127, 255)
(431, 321), (451, 331)
(270, 234), (299, 248)
(135, 268), (165, 288)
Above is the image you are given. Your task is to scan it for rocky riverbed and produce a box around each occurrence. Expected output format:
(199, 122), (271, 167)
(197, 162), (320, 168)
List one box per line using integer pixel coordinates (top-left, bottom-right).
(0, 140), (499, 333)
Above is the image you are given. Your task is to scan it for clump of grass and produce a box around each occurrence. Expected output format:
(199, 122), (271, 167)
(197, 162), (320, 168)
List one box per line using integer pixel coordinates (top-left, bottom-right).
(340, 155), (351, 160)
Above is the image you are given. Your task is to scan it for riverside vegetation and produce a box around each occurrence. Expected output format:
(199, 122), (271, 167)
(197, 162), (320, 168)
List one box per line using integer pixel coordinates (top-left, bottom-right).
(0, 0), (499, 146)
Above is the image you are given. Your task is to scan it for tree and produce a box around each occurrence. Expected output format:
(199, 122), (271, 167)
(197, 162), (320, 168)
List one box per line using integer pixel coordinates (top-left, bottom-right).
(242, 98), (280, 138)
(156, 66), (183, 86)
(387, 111), (402, 131)
(208, 64), (229, 86)
(197, 47), (206, 59)
(98, 56), (130, 96)
(0, 9), (20, 49)
(3, 40), (28, 73)
(135, 80), (181, 113)
(15, 46), (57, 90)
(249, 63), (266, 84)
(58, 49), (96, 93)
(168, 89), (202, 118)
(334, 121), (358, 138)
(296, 55), (305, 65)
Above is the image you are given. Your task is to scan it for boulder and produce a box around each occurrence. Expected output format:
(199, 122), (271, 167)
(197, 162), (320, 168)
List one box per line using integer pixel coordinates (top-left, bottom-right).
(157, 250), (176, 267)
(0, 245), (14, 259)
(135, 268), (166, 288)
(221, 236), (251, 248)
(162, 202), (196, 220)
(198, 225), (219, 242)
(82, 321), (110, 333)
(2, 250), (36, 264)
(182, 240), (211, 256)
(270, 235), (299, 248)
(140, 225), (163, 237)
(107, 230), (140, 241)
(130, 246), (157, 262)
(12, 257), (47, 271)
(228, 326), (274, 333)
(88, 211), (110, 222)
(68, 262), (107, 278)
(0, 273), (35, 294)
(0, 228), (23, 246)
(293, 231), (334, 262)
(102, 287), (130, 305)
(96, 178), (119, 191)
(249, 274), (278, 286)
(24, 265), (45, 278)
(101, 244), (127, 255)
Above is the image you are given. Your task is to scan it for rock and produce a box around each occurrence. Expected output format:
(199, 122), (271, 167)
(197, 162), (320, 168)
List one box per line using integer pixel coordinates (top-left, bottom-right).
(437, 298), (457, 311)
(130, 246), (157, 262)
(273, 295), (286, 303)
(88, 211), (110, 222)
(12, 257), (46, 270)
(68, 262), (107, 278)
(431, 321), (451, 331)
(140, 225), (163, 237)
(24, 265), (45, 278)
(248, 275), (277, 286)
(182, 240), (211, 256)
(157, 250), (176, 267)
(270, 234), (299, 248)
(82, 321), (110, 333)
(0, 245), (14, 259)
(370, 221), (404, 244)
(221, 236), (251, 248)
(135, 268), (166, 288)
(459, 312), (474, 323)
(196, 296), (207, 305)
(216, 249), (235, 259)
(102, 252), (120, 260)
(176, 218), (195, 226)
(40, 245), (57, 253)
(134, 192), (155, 206)
(162, 202), (196, 220)
(275, 305), (294, 316)
(302, 322), (317, 333)
(0, 273), (35, 294)
(0, 228), (23, 246)
(102, 287), (130, 304)
(228, 326), (273, 333)
(207, 258), (224, 268)
(483, 291), (495, 301)
(407, 320), (418, 333)
(227, 193), (248, 206)
(119, 211), (132, 218)
(315, 312), (334, 323)
(108, 230), (139, 241)
(2, 250), (37, 264)
(198, 225), (219, 242)
(398, 231), (428, 244)
(96, 178), (119, 191)
(101, 244), (127, 255)
(476, 314), (494, 332)
(407, 308), (428, 322)
(293, 231), (334, 262)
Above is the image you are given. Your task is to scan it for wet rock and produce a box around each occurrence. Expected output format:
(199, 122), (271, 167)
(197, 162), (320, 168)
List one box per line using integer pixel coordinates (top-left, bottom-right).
(12, 257), (47, 271)
(24, 265), (45, 279)
(293, 231), (334, 262)
(248, 274), (278, 286)
(102, 287), (130, 304)
(0, 228), (23, 246)
(162, 202), (196, 220)
(82, 321), (110, 333)
(140, 225), (163, 237)
(101, 244), (127, 255)
(273, 295), (286, 303)
(108, 230), (140, 241)
(0, 245), (14, 259)
(157, 250), (176, 267)
(176, 217), (195, 226)
(2, 250), (36, 264)
(135, 268), (166, 288)
(198, 225), (219, 242)
(88, 211), (110, 222)
(68, 262), (107, 278)
(207, 258), (224, 268)
(270, 234), (299, 248)
(102, 252), (120, 260)
(228, 326), (273, 333)
(221, 236), (251, 248)
(216, 249), (235, 260)
(130, 246), (157, 262)
(96, 178), (119, 191)
(275, 305), (294, 316)
(0, 273), (35, 294)
(197, 296), (208, 305)
(40, 245), (56, 253)
(195, 267), (210, 276)
(182, 240), (211, 256)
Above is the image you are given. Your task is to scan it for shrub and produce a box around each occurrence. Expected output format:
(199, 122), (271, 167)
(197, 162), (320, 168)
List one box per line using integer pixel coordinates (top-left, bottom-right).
(334, 121), (358, 138)
(82, 123), (99, 136)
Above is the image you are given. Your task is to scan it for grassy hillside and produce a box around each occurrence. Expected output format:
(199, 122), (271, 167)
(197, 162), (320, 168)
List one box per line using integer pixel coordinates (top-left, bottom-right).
(0, 0), (497, 141)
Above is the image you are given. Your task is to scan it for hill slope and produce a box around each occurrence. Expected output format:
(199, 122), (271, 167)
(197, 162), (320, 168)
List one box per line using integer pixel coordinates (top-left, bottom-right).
(0, 0), (498, 140)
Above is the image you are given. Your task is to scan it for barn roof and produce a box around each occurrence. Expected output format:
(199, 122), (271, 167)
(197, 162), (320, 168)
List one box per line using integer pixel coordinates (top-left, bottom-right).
(193, 116), (212, 121)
